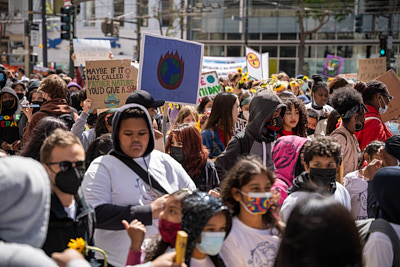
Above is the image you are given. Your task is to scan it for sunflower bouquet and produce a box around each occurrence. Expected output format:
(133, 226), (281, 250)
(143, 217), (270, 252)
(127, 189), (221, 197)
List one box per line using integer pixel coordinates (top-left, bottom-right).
(68, 237), (108, 267)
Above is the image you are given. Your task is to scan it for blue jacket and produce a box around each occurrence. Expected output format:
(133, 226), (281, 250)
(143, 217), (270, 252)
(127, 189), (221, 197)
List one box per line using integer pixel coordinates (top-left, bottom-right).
(201, 128), (225, 159)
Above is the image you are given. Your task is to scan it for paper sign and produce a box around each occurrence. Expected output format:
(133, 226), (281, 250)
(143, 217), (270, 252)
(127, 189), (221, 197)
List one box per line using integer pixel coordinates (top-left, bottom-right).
(138, 33), (204, 104)
(338, 73), (358, 82)
(376, 69), (400, 122)
(198, 71), (220, 102)
(85, 59), (137, 109)
(245, 47), (269, 80)
(358, 57), (387, 82)
(202, 56), (246, 78)
(322, 54), (344, 77)
(73, 39), (111, 67)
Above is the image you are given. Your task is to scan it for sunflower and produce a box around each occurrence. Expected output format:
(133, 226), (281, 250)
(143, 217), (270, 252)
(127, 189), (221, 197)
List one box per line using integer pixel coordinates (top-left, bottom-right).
(290, 81), (298, 86)
(237, 67), (243, 74)
(244, 72), (248, 77)
(241, 76), (248, 83)
(68, 237), (86, 253)
(303, 76), (309, 80)
(225, 86), (233, 93)
(274, 83), (285, 92)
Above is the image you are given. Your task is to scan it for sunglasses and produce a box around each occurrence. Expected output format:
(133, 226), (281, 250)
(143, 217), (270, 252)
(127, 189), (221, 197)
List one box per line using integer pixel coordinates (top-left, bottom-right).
(46, 161), (86, 172)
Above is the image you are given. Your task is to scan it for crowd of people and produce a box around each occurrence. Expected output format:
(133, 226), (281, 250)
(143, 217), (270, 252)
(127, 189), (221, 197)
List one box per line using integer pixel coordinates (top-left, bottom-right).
(0, 62), (400, 267)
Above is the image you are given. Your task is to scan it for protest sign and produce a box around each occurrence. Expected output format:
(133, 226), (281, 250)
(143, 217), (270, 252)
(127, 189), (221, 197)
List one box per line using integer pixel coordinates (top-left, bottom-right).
(202, 56), (246, 78)
(338, 73), (358, 82)
(358, 57), (387, 82)
(73, 39), (111, 67)
(86, 59), (137, 109)
(322, 54), (344, 77)
(198, 71), (220, 102)
(376, 69), (400, 122)
(245, 47), (269, 80)
(138, 33), (204, 104)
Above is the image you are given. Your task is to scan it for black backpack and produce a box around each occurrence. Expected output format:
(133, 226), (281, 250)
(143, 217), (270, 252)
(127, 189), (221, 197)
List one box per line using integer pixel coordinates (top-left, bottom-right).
(44, 111), (75, 130)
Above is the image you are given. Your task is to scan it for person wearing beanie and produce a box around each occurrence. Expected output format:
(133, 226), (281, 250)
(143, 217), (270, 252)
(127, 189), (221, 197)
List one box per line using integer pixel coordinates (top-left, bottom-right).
(67, 82), (82, 94)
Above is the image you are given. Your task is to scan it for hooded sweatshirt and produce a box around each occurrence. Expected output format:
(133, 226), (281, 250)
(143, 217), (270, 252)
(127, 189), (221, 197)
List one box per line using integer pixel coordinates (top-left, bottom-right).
(0, 87), (20, 147)
(82, 103), (195, 267)
(215, 90), (286, 179)
(271, 136), (309, 205)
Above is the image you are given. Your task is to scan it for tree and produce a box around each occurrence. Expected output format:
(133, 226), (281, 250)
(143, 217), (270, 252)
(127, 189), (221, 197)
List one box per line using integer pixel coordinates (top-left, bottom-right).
(295, 0), (354, 74)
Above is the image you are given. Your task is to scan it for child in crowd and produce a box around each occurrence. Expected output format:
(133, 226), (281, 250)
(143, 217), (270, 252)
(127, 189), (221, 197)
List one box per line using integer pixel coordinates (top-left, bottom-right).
(306, 108), (319, 137)
(305, 75), (334, 118)
(343, 140), (384, 220)
(171, 106), (198, 129)
(280, 136), (351, 222)
(220, 157), (282, 266)
(279, 97), (307, 137)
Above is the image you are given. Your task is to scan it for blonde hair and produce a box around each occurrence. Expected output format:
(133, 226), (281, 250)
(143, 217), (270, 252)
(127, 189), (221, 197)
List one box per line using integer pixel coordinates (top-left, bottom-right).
(172, 106), (198, 129)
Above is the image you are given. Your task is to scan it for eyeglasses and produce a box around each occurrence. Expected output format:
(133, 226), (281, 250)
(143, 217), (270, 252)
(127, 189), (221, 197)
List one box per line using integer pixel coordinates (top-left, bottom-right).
(46, 161), (85, 172)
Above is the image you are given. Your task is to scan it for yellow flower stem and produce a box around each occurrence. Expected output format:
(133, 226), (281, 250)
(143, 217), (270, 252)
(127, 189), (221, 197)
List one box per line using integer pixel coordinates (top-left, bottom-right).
(85, 245), (108, 267)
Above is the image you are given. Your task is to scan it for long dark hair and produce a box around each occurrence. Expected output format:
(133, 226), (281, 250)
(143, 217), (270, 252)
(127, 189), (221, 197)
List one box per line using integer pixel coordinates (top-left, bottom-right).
(20, 117), (68, 161)
(95, 111), (114, 138)
(274, 196), (363, 267)
(205, 92), (237, 143)
(282, 97), (307, 137)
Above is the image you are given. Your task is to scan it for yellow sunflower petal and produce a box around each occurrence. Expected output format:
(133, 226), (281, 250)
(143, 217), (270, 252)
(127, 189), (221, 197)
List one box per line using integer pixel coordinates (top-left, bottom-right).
(237, 67), (243, 74)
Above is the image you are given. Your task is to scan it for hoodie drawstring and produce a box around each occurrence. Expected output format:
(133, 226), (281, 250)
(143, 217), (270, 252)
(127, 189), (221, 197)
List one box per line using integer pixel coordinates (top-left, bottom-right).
(262, 141), (267, 167)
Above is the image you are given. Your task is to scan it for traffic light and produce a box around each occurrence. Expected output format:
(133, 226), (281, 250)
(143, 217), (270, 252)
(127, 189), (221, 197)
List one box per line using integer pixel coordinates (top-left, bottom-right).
(355, 15), (363, 33)
(60, 6), (72, 40)
(380, 38), (387, 57)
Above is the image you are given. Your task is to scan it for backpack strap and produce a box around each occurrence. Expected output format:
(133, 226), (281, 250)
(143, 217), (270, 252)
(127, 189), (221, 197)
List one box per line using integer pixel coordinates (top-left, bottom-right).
(369, 218), (400, 267)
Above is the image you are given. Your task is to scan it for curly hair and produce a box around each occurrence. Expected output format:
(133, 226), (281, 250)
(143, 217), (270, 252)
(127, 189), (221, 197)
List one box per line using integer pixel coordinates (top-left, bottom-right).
(39, 74), (68, 99)
(354, 80), (389, 104)
(165, 124), (209, 179)
(330, 87), (363, 123)
(328, 77), (349, 94)
(303, 136), (342, 166)
(364, 140), (384, 157)
(220, 156), (283, 235)
(282, 97), (308, 137)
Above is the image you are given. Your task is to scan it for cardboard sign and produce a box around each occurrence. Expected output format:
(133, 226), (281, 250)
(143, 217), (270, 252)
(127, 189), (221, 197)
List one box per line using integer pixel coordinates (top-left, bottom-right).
(358, 57), (387, 82)
(138, 33), (204, 105)
(322, 54), (344, 77)
(198, 71), (220, 102)
(85, 59), (137, 109)
(202, 56), (246, 78)
(376, 69), (400, 122)
(73, 39), (111, 67)
(245, 47), (269, 80)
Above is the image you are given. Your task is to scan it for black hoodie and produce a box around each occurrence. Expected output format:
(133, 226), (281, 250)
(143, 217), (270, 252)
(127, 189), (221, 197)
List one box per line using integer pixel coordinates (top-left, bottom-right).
(0, 87), (20, 147)
(215, 90), (286, 179)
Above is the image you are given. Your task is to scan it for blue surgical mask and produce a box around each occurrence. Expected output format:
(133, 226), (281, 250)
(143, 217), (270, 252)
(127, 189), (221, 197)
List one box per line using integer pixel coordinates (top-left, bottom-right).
(196, 232), (225, 256)
(313, 101), (321, 107)
(387, 122), (399, 135)
(302, 83), (308, 92)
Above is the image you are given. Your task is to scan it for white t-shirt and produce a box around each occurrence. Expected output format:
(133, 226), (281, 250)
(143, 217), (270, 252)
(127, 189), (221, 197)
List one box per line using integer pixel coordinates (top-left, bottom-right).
(63, 200), (76, 221)
(343, 171), (368, 220)
(280, 182), (351, 223)
(190, 255), (215, 267)
(363, 223), (400, 267)
(305, 103), (334, 118)
(220, 217), (280, 267)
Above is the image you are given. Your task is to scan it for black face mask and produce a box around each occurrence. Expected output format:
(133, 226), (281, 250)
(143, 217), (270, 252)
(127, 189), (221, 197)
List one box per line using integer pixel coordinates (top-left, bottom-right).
(2, 100), (14, 110)
(16, 93), (24, 100)
(170, 146), (185, 163)
(354, 121), (364, 132)
(261, 116), (283, 142)
(306, 128), (315, 136)
(55, 167), (85, 195)
(309, 168), (337, 188)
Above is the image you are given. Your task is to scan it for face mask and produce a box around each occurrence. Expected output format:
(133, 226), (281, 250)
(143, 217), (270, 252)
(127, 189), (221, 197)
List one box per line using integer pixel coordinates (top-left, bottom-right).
(379, 96), (388, 114)
(309, 168), (337, 188)
(313, 100), (322, 109)
(387, 122), (400, 135)
(302, 83), (308, 92)
(2, 100), (14, 110)
(267, 116), (283, 132)
(354, 121), (364, 132)
(170, 146), (184, 163)
(261, 116), (282, 142)
(239, 190), (273, 214)
(243, 111), (249, 121)
(158, 218), (181, 248)
(55, 167), (84, 195)
(16, 93), (24, 100)
(196, 232), (225, 256)
(306, 128), (315, 136)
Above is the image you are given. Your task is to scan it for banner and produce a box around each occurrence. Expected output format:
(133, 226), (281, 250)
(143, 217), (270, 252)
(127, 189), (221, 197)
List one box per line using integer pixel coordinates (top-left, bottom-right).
(73, 39), (111, 67)
(245, 47), (269, 80)
(338, 73), (358, 82)
(138, 33), (204, 104)
(198, 71), (220, 102)
(376, 69), (400, 122)
(358, 57), (387, 82)
(202, 56), (246, 78)
(86, 59), (137, 109)
(322, 54), (344, 77)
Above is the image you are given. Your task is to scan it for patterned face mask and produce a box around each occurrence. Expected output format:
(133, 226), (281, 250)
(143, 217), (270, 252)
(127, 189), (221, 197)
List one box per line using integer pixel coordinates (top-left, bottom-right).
(238, 190), (273, 214)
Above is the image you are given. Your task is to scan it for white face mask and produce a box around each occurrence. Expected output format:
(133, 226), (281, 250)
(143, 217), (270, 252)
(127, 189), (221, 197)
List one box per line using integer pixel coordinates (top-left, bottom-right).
(379, 96), (388, 114)
(243, 111), (249, 121)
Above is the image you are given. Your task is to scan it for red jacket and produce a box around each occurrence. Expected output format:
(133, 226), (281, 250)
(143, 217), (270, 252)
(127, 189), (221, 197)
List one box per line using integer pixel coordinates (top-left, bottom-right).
(354, 105), (392, 151)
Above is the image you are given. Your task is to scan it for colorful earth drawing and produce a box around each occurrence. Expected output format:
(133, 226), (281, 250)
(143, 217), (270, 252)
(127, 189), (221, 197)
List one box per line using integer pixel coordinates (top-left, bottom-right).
(247, 52), (260, 69)
(157, 51), (184, 90)
(104, 93), (120, 108)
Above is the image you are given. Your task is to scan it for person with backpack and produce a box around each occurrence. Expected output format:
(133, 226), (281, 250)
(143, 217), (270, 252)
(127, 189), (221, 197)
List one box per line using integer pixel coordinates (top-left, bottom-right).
(362, 167), (400, 267)
(23, 74), (78, 145)
(215, 90), (286, 179)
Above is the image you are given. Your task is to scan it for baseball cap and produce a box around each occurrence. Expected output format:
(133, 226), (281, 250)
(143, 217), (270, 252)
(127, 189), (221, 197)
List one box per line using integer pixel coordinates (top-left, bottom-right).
(125, 90), (165, 108)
